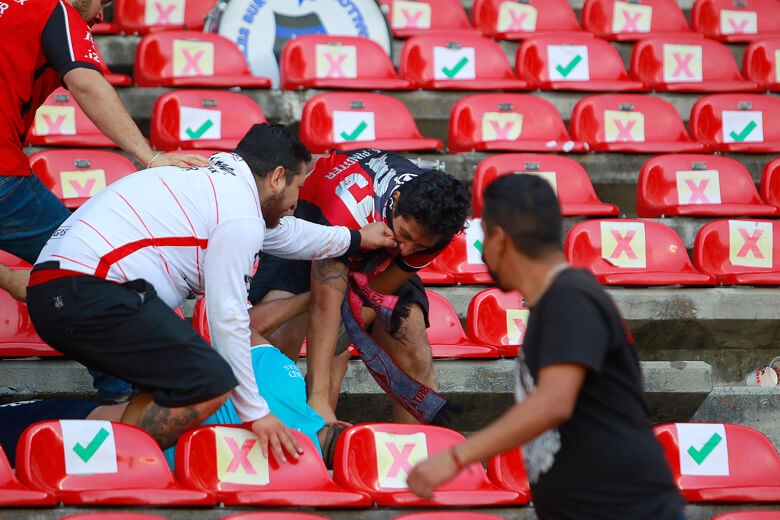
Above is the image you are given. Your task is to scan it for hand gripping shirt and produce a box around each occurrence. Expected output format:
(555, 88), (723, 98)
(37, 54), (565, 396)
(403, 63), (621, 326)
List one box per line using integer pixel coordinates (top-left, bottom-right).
(37, 153), (356, 422)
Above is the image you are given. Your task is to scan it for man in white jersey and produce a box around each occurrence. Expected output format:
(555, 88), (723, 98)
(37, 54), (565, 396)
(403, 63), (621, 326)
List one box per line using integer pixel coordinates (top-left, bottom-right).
(26, 124), (395, 461)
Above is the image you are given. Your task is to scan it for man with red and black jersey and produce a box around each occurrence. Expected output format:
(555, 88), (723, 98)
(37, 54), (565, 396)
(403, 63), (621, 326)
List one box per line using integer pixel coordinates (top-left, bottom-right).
(0, 0), (207, 301)
(250, 148), (470, 424)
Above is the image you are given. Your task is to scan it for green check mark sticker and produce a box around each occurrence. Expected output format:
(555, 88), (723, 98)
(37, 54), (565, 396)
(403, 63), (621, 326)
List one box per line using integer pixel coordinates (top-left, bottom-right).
(72, 427), (110, 463)
(340, 120), (368, 141)
(185, 119), (214, 139)
(473, 239), (483, 253)
(442, 57), (469, 79)
(556, 54), (583, 78)
(729, 120), (757, 142)
(687, 432), (722, 465)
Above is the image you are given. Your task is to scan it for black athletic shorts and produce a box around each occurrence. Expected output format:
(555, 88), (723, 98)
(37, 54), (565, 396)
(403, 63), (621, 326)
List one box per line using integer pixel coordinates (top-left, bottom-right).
(27, 274), (238, 408)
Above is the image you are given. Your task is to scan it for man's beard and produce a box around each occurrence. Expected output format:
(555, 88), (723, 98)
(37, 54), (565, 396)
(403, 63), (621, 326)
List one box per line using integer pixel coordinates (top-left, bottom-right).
(263, 193), (287, 229)
(71, 0), (91, 21)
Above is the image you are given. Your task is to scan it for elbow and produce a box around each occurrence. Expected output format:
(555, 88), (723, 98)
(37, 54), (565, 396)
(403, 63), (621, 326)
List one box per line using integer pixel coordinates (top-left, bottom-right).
(545, 397), (577, 427)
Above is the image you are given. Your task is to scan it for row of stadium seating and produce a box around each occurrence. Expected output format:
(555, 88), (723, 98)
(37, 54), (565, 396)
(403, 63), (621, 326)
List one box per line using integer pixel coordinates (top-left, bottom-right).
(4, 513), (779, 520)
(26, 88), (780, 153)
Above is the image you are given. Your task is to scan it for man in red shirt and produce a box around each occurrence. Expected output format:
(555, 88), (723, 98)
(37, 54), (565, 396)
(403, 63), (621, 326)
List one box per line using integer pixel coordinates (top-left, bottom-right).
(0, 0), (207, 300)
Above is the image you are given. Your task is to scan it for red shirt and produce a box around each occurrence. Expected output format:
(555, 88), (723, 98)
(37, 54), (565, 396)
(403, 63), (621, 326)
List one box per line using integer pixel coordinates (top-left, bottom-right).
(0, 0), (102, 176)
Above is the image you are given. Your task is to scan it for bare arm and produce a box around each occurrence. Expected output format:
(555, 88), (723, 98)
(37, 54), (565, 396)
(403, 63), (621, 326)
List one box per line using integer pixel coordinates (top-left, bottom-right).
(0, 265), (30, 302)
(249, 292), (310, 339)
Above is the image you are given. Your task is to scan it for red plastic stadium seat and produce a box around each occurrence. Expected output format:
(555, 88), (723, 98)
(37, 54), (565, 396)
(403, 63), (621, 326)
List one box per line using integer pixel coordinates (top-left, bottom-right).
(175, 424), (370, 506)
(300, 93), (442, 154)
(760, 157), (780, 209)
(486, 447), (532, 501)
(654, 423), (780, 501)
(134, 31), (271, 88)
(26, 88), (117, 148)
(378, 0), (479, 38)
(631, 36), (759, 91)
(61, 515), (171, 520)
(0, 250), (31, 270)
(517, 34), (645, 91)
(96, 47), (132, 87)
(449, 94), (584, 153)
(637, 154), (778, 217)
(0, 445), (56, 506)
(113, 0), (214, 34)
(394, 514), (509, 520)
(690, 94), (780, 152)
(280, 35), (412, 91)
(150, 90), (266, 151)
(0, 278), (61, 357)
(426, 290), (499, 358)
(570, 94), (706, 152)
(565, 219), (716, 285)
(16, 420), (215, 505)
(416, 256), (456, 285)
(333, 423), (522, 506)
(431, 220), (493, 284)
(91, 21), (120, 34)
(192, 297), (209, 343)
(691, 0), (780, 42)
(471, 0), (583, 40)
(222, 514), (332, 520)
(472, 154), (618, 217)
(29, 150), (137, 209)
(466, 288), (529, 357)
(581, 0), (692, 41)
(711, 513), (780, 520)
(693, 219), (780, 284)
(743, 38), (780, 91)
(399, 34), (528, 90)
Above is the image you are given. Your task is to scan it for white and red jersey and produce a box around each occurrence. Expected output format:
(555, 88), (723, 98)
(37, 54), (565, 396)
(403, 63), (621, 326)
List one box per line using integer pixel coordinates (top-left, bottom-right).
(38, 152), (354, 422)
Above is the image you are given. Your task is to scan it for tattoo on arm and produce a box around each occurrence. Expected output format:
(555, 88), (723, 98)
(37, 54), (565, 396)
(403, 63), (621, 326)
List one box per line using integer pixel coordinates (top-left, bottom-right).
(139, 403), (200, 449)
(314, 260), (348, 292)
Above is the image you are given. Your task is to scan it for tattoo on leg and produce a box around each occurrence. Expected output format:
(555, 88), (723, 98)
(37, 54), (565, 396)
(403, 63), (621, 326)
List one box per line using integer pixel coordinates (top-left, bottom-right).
(335, 321), (352, 353)
(314, 260), (348, 291)
(140, 403), (200, 449)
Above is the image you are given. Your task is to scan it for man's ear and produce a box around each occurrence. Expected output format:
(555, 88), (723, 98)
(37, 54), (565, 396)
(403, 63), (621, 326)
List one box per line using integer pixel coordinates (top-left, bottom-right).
(267, 165), (286, 194)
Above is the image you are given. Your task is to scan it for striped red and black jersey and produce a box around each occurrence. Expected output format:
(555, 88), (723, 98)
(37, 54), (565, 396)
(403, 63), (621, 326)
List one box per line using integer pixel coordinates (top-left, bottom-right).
(0, 0), (102, 176)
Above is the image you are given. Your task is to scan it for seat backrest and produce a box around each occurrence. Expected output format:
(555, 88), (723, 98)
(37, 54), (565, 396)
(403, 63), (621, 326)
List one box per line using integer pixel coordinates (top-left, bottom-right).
(114, 0), (213, 34)
(378, 0), (474, 38)
(150, 90), (266, 151)
(393, 514), (509, 520)
(60, 514), (171, 520)
(192, 298), (210, 343)
(27, 88), (116, 148)
(711, 513), (780, 520)
(0, 289), (60, 357)
(448, 94), (574, 153)
(466, 289), (529, 354)
(425, 290), (472, 345)
(432, 219), (492, 284)
(691, 0), (780, 42)
(690, 93), (780, 150)
(637, 153), (774, 217)
(654, 423), (780, 500)
(0, 250), (31, 270)
(29, 150), (137, 209)
(486, 447), (531, 496)
(693, 219), (779, 281)
(742, 38), (780, 89)
(631, 36), (756, 90)
(760, 157), (780, 208)
(471, 0), (582, 39)
(221, 514), (333, 520)
(581, 0), (691, 40)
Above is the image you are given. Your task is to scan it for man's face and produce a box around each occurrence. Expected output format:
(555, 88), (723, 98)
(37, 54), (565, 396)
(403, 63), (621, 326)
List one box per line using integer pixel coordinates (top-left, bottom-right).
(264, 163), (307, 229)
(389, 211), (438, 257)
(71, 0), (110, 26)
(481, 219), (508, 290)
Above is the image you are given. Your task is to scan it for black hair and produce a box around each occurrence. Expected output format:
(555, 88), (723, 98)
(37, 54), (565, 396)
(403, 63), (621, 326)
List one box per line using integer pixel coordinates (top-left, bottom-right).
(395, 172), (470, 241)
(482, 174), (563, 258)
(233, 123), (311, 184)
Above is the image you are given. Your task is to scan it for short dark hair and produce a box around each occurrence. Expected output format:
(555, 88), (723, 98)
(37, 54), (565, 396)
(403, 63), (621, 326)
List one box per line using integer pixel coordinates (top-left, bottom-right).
(395, 172), (470, 241)
(233, 123), (311, 184)
(482, 174), (562, 258)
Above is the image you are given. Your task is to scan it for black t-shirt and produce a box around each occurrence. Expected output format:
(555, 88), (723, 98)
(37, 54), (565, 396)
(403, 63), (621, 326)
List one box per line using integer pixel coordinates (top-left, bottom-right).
(516, 268), (684, 520)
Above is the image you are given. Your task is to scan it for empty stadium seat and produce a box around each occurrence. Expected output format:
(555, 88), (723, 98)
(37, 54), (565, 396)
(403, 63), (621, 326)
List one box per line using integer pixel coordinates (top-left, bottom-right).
(449, 94), (584, 153)
(60, 515), (170, 520)
(691, 0), (780, 42)
(637, 154), (778, 217)
(150, 90), (266, 151)
(113, 0), (213, 34)
(15, 420), (215, 505)
(471, 0), (583, 40)
(222, 514), (331, 520)
(570, 94), (706, 152)
(96, 47), (132, 87)
(280, 35), (413, 90)
(743, 38), (780, 91)
(426, 290), (499, 358)
(516, 34), (645, 91)
(134, 31), (272, 88)
(0, 250), (31, 270)
(654, 423), (780, 501)
(565, 219), (716, 285)
(581, 0), (692, 40)
(693, 219), (780, 284)
(466, 288), (530, 357)
(91, 21), (120, 34)
(0, 445), (56, 506)
(416, 256), (456, 285)
(631, 36), (759, 91)
(333, 423), (522, 506)
(711, 513), (780, 520)
(486, 447), (532, 501)
(0, 281), (61, 358)
(689, 93), (780, 152)
(399, 34), (529, 90)
(26, 88), (117, 148)
(472, 154), (619, 217)
(394, 514), (509, 520)
(300, 93), (442, 154)
(175, 424), (371, 506)
(760, 157), (780, 209)
(428, 220), (492, 284)
(29, 150), (137, 209)
(378, 0), (478, 38)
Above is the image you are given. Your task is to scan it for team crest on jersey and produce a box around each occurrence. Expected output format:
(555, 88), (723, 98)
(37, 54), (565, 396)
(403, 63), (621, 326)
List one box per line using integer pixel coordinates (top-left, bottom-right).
(394, 173), (417, 185)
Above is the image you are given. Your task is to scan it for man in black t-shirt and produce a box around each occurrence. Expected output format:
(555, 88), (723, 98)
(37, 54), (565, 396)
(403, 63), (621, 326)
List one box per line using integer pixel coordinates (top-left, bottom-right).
(407, 174), (685, 520)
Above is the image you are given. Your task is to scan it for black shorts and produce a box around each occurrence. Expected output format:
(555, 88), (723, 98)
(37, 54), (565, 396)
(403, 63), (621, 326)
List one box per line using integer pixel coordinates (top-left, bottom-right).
(27, 275), (238, 408)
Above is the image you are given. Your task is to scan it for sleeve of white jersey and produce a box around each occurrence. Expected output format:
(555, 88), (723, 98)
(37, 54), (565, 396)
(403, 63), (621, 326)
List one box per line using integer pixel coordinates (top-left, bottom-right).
(204, 218), (269, 423)
(262, 216), (358, 260)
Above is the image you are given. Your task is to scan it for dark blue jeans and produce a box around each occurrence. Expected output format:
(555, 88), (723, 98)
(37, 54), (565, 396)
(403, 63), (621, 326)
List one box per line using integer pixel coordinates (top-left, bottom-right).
(0, 173), (132, 401)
